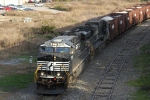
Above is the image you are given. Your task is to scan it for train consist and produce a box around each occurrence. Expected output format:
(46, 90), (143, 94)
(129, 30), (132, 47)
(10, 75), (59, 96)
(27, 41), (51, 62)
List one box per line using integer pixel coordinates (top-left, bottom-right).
(34, 2), (150, 94)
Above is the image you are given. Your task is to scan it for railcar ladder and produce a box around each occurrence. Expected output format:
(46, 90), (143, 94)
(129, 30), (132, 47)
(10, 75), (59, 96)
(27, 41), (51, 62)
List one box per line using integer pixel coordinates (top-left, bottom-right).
(34, 64), (42, 82)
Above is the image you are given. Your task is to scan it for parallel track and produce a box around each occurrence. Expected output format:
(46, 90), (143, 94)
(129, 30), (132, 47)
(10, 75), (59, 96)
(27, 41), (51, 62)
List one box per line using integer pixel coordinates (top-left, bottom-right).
(91, 21), (150, 100)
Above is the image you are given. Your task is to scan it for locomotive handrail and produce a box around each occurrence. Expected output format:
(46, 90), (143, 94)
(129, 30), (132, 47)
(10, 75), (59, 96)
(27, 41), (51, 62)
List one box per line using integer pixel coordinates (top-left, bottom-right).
(61, 64), (68, 75)
(34, 64), (42, 82)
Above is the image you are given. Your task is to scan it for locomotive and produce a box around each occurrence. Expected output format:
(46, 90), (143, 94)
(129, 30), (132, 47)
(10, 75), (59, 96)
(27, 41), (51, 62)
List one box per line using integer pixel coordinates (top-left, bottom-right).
(34, 2), (150, 94)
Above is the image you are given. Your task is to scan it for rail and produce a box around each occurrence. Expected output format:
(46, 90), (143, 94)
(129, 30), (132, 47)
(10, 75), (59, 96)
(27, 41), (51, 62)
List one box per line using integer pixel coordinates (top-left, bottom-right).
(91, 22), (150, 100)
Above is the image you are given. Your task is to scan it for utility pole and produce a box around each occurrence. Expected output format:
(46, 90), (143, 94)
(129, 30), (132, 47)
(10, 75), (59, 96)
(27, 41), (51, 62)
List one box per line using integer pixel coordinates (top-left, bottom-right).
(29, 55), (33, 81)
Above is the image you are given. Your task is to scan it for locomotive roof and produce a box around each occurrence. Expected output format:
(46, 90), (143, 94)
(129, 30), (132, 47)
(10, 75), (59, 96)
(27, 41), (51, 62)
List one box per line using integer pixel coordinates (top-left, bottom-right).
(86, 19), (103, 23)
(43, 36), (77, 48)
(52, 36), (76, 41)
(114, 15), (121, 17)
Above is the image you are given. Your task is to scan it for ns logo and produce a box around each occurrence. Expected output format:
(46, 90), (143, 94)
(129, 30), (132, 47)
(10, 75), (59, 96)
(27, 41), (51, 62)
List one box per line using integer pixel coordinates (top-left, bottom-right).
(47, 62), (55, 71)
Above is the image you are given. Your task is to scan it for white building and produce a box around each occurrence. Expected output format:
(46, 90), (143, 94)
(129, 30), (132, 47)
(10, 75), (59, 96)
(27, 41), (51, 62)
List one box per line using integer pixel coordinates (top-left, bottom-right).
(0, 0), (22, 6)
(0, 0), (42, 6)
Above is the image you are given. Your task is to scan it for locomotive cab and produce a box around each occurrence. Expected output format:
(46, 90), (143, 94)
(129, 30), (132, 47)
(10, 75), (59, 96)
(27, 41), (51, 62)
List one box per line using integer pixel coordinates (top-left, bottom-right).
(35, 36), (78, 94)
(34, 25), (105, 94)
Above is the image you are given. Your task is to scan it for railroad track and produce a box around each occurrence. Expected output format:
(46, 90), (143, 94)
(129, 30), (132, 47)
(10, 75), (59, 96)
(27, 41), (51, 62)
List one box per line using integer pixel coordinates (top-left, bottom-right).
(91, 21), (150, 100)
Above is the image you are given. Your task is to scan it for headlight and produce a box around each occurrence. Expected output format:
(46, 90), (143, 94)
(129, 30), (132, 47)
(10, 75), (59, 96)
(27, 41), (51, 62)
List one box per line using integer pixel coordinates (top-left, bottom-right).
(57, 72), (60, 76)
(41, 72), (45, 76)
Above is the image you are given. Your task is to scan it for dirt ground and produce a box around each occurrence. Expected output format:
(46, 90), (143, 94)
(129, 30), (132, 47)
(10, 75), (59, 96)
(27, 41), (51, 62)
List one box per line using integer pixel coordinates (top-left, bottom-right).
(0, 6), (62, 99)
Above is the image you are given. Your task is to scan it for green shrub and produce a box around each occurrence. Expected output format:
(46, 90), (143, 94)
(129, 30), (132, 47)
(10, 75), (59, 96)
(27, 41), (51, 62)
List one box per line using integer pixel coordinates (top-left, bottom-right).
(41, 26), (55, 34)
(54, 5), (72, 11)
(31, 25), (55, 35)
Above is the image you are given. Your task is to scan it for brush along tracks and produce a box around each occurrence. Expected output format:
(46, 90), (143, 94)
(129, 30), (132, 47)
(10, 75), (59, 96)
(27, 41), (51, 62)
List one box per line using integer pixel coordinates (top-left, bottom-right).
(91, 22), (150, 100)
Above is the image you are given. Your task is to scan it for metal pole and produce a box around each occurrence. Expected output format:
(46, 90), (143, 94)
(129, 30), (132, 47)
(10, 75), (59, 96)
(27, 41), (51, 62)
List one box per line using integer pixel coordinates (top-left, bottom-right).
(29, 62), (31, 73)
(29, 55), (33, 81)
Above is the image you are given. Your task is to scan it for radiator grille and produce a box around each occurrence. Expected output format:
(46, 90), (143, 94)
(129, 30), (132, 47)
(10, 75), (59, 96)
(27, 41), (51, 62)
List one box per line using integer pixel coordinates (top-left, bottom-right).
(37, 61), (70, 71)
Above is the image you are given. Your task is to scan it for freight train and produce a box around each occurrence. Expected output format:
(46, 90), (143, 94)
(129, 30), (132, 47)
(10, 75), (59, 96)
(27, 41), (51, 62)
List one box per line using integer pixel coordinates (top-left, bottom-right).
(34, 2), (150, 94)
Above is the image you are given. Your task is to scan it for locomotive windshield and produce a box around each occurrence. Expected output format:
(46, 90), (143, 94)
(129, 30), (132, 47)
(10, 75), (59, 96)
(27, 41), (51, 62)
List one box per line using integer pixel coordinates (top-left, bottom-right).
(40, 46), (53, 52)
(40, 46), (70, 53)
(45, 47), (53, 52)
(55, 47), (70, 53)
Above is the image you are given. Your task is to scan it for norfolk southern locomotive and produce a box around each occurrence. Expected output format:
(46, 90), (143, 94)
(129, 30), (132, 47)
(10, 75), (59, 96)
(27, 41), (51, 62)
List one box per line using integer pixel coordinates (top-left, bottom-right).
(34, 3), (150, 94)
(34, 19), (109, 94)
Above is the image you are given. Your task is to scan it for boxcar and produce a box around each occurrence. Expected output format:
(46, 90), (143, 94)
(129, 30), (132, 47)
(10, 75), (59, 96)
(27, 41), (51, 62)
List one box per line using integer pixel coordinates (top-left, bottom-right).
(101, 16), (118, 40)
(125, 8), (139, 26)
(117, 11), (131, 30)
(135, 6), (145, 23)
(144, 4), (150, 19)
(130, 7), (140, 25)
(110, 12), (126, 34)
(124, 9), (134, 28)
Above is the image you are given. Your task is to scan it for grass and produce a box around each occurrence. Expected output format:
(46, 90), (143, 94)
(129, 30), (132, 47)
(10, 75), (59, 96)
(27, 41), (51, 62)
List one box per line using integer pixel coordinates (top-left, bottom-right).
(52, 4), (72, 11)
(0, 1), (144, 59)
(128, 74), (150, 87)
(0, 73), (34, 92)
(0, 0), (148, 94)
(127, 43), (150, 100)
(16, 54), (37, 63)
(130, 90), (150, 100)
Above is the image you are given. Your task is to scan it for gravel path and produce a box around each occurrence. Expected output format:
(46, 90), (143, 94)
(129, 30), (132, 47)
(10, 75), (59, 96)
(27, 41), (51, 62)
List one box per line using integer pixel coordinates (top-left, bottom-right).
(2, 20), (150, 100)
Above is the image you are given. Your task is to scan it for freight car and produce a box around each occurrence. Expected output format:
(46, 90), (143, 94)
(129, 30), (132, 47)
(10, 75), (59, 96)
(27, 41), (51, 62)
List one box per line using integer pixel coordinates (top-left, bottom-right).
(34, 2), (150, 94)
